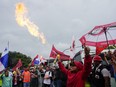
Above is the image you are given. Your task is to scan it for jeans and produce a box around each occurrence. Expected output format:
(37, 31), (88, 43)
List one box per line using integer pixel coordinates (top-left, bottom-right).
(23, 82), (30, 87)
(54, 80), (62, 87)
(43, 84), (50, 87)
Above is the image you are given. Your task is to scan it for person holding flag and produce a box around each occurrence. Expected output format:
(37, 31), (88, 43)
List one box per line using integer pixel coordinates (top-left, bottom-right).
(12, 59), (23, 87)
(57, 47), (92, 87)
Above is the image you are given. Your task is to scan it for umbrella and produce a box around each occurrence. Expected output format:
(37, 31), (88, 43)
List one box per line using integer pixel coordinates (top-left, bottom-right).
(80, 22), (116, 54)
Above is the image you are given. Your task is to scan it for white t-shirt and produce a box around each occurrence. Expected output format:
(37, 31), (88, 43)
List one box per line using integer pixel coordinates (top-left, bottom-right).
(9, 71), (13, 77)
(101, 68), (111, 77)
(43, 71), (52, 85)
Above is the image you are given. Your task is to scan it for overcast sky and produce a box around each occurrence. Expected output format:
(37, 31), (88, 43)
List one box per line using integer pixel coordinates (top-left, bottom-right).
(0, 0), (116, 59)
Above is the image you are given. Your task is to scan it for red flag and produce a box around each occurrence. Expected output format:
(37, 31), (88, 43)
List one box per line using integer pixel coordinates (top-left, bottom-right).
(49, 45), (57, 58)
(12, 59), (22, 71)
(31, 55), (39, 66)
(96, 45), (108, 55)
(49, 45), (71, 60)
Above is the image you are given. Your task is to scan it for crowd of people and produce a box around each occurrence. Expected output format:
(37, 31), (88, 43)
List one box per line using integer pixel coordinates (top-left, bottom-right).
(0, 47), (116, 87)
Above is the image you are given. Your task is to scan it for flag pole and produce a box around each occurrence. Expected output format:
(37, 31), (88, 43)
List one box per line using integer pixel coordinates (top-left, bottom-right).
(104, 27), (110, 51)
(48, 57), (50, 66)
(8, 41), (9, 48)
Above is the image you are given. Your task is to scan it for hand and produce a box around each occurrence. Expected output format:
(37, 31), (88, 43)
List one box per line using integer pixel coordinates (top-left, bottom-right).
(53, 54), (61, 64)
(84, 47), (90, 56)
(57, 54), (61, 62)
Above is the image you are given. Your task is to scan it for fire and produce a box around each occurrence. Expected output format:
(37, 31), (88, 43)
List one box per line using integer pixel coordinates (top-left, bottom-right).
(15, 3), (46, 44)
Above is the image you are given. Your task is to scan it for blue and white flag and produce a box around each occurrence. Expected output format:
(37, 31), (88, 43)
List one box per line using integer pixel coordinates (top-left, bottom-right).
(0, 47), (9, 72)
(34, 56), (40, 65)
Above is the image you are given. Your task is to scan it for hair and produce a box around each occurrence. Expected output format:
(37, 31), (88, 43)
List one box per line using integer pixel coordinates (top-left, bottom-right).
(70, 62), (76, 66)
(99, 53), (105, 60)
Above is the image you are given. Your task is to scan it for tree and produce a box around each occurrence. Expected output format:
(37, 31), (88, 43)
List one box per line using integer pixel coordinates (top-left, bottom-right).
(107, 45), (116, 49)
(0, 51), (32, 68)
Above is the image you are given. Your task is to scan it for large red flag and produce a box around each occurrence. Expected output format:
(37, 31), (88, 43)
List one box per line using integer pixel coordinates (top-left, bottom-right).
(49, 45), (71, 60)
(12, 59), (22, 71)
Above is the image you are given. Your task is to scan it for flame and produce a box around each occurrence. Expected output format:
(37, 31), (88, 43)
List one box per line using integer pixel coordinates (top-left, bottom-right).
(15, 3), (46, 44)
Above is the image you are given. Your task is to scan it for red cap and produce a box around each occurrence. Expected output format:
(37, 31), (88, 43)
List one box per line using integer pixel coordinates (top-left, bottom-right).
(74, 61), (83, 70)
(93, 55), (102, 62)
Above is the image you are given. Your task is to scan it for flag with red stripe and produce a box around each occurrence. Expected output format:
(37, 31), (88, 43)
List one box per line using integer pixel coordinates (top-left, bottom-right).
(12, 59), (22, 71)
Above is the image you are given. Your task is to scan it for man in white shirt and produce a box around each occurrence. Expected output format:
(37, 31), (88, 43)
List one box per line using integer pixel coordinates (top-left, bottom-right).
(43, 66), (52, 87)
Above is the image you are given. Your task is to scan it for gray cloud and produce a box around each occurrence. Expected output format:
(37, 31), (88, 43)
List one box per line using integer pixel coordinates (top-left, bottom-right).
(0, 0), (116, 58)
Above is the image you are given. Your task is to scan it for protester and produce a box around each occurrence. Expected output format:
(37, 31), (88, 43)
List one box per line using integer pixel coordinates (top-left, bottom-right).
(110, 50), (116, 87)
(0, 73), (2, 87)
(17, 68), (23, 87)
(30, 67), (38, 87)
(99, 52), (114, 78)
(58, 47), (92, 87)
(22, 68), (31, 87)
(13, 70), (18, 87)
(53, 67), (62, 87)
(7, 67), (13, 77)
(38, 65), (45, 87)
(111, 50), (116, 79)
(43, 66), (52, 87)
(90, 55), (111, 87)
(0, 69), (12, 87)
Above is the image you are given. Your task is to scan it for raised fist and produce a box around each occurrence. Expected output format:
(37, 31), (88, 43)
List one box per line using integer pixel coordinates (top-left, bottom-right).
(57, 54), (60, 59)
(84, 47), (90, 56)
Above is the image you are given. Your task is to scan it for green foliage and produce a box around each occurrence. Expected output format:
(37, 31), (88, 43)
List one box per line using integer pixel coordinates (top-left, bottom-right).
(107, 45), (116, 49)
(0, 51), (32, 68)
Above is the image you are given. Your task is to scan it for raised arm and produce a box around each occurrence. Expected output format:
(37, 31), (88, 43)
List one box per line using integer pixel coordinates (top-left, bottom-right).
(82, 47), (92, 79)
(57, 54), (68, 76)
